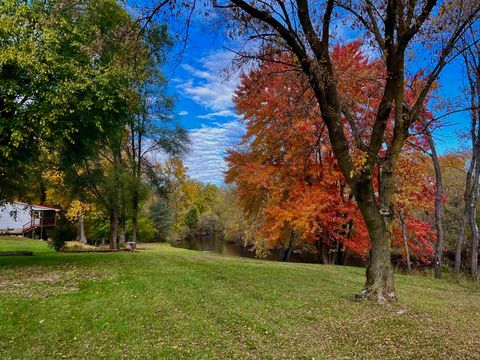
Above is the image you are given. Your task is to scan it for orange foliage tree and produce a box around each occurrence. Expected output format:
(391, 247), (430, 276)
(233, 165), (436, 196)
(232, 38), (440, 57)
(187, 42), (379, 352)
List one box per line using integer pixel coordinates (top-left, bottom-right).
(393, 153), (436, 270)
(227, 42), (436, 265)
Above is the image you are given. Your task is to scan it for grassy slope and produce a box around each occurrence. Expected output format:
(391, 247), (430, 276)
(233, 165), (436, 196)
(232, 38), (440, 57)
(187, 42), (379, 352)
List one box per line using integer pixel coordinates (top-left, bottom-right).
(0, 238), (479, 359)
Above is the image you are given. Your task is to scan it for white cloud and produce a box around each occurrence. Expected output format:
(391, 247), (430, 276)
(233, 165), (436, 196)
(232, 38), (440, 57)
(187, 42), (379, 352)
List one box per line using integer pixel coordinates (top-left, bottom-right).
(178, 111), (189, 116)
(183, 120), (245, 184)
(197, 110), (241, 119)
(171, 49), (246, 183)
(177, 49), (240, 111)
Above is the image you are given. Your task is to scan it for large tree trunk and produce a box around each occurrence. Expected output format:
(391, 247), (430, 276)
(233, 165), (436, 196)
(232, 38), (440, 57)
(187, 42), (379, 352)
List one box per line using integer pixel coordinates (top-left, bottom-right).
(470, 166), (479, 280)
(109, 207), (118, 250)
(457, 151), (480, 281)
(360, 219), (396, 303)
(433, 181), (445, 279)
(131, 185), (139, 243)
(78, 214), (87, 244)
(355, 176), (397, 304)
(280, 231), (296, 262)
(119, 216), (126, 245)
(76, 223), (81, 241)
(316, 241), (331, 264)
(400, 213), (411, 273)
(109, 148), (122, 250)
(469, 204), (479, 280)
(422, 123), (445, 279)
(131, 214), (138, 243)
(468, 51), (480, 281)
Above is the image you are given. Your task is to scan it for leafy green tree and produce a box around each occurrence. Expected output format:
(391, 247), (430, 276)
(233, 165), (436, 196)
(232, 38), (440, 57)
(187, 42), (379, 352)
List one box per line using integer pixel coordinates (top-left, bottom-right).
(126, 23), (188, 244)
(149, 200), (174, 240)
(184, 206), (199, 230)
(16, 0), (189, 249)
(0, 0), (135, 201)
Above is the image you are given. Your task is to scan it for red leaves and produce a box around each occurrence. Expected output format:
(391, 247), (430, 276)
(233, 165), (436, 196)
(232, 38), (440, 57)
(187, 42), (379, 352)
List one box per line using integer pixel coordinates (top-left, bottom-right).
(227, 41), (436, 263)
(392, 153), (437, 263)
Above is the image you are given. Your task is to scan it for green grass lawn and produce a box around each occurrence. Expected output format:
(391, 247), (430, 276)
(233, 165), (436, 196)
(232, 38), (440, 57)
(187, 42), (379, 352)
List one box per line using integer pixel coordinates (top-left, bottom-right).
(1, 237), (479, 359)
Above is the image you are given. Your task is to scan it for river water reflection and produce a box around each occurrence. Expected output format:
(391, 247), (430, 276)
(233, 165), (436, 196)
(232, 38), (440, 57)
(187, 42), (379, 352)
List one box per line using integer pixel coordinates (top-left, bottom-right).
(172, 233), (334, 264)
(173, 233), (256, 258)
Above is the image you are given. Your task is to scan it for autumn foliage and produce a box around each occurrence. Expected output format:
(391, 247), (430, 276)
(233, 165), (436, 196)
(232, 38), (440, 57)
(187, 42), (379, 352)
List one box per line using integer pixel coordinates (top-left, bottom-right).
(226, 41), (437, 265)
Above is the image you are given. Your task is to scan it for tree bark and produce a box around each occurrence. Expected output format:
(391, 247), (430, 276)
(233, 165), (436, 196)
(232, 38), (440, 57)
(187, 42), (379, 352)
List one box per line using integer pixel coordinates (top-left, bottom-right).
(459, 44), (480, 278)
(129, 119), (142, 245)
(422, 125), (445, 279)
(119, 216), (126, 245)
(317, 241), (330, 264)
(282, 231), (296, 261)
(469, 165), (479, 280)
(455, 145), (477, 276)
(131, 189), (138, 243)
(76, 223), (80, 242)
(109, 147), (122, 250)
(399, 213), (411, 273)
(360, 220), (396, 303)
(78, 214), (87, 244)
(469, 202), (479, 280)
(467, 44), (480, 280)
(109, 207), (118, 250)
(355, 178), (397, 304)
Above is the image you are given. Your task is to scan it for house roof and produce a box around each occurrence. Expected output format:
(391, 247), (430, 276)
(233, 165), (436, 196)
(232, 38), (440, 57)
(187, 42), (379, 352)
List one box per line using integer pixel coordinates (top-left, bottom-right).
(14, 201), (60, 212)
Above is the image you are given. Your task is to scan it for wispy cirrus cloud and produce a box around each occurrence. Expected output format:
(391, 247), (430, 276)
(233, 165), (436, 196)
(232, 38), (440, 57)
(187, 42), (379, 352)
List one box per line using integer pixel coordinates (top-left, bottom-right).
(197, 110), (242, 119)
(171, 49), (245, 183)
(177, 49), (240, 112)
(183, 120), (245, 184)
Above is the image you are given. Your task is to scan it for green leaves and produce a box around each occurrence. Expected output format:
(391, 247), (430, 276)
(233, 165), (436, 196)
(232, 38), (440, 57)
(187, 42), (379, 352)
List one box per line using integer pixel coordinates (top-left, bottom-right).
(0, 0), (140, 199)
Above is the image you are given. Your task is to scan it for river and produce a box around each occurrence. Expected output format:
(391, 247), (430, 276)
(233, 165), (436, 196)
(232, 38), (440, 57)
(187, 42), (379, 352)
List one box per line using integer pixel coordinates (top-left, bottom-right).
(172, 233), (339, 264)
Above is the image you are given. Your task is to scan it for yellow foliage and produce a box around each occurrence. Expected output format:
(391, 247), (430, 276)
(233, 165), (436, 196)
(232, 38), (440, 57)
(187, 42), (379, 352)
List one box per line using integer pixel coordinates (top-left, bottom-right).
(65, 200), (93, 221)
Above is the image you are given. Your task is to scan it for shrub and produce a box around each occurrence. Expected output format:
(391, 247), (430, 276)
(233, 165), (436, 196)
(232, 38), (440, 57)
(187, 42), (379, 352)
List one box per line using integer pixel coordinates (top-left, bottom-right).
(134, 216), (157, 242)
(87, 217), (110, 244)
(441, 263), (452, 274)
(197, 212), (223, 234)
(49, 217), (76, 251)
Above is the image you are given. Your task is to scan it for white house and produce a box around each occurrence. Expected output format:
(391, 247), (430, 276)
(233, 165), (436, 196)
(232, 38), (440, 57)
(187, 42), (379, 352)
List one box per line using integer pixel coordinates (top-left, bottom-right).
(0, 202), (60, 238)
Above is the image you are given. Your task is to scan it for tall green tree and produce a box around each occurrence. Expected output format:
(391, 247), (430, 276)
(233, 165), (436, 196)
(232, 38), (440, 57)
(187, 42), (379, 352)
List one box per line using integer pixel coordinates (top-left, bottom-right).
(126, 24), (189, 243)
(0, 0), (137, 201)
(58, 5), (188, 248)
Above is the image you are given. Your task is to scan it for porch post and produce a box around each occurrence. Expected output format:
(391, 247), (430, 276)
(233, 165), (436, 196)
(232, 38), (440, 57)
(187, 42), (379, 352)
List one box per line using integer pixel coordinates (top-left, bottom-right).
(40, 212), (44, 240)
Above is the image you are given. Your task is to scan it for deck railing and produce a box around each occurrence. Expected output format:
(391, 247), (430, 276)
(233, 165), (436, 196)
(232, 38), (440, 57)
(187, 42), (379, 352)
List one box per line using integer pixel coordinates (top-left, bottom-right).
(22, 217), (56, 232)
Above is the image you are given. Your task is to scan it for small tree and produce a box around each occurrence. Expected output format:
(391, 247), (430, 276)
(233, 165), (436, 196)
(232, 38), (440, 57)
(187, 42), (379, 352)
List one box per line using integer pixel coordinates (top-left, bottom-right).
(65, 201), (92, 244)
(184, 207), (199, 230)
(149, 200), (174, 241)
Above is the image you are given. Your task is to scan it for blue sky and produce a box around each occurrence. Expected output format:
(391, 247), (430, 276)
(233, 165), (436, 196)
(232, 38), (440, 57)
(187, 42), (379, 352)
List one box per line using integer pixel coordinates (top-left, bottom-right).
(162, 16), (246, 184)
(160, 10), (469, 184)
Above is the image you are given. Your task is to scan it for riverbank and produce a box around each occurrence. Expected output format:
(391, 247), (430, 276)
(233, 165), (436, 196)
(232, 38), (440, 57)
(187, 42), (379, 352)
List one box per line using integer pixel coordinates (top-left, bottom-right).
(1, 237), (479, 358)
